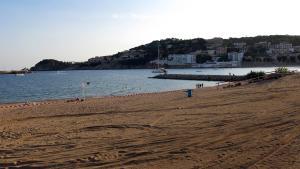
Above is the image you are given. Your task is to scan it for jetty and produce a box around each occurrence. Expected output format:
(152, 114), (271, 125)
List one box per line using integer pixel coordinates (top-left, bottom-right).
(0, 69), (31, 75)
(151, 74), (246, 82)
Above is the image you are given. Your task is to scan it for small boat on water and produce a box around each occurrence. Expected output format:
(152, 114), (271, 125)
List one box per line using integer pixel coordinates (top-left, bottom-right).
(15, 73), (25, 76)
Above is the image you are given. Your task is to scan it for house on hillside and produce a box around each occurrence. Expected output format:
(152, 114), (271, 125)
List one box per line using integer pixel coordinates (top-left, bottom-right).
(254, 41), (271, 49)
(216, 47), (227, 56)
(267, 42), (294, 56)
(233, 42), (247, 53)
(88, 56), (102, 63)
(227, 52), (244, 66)
(119, 50), (145, 60)
(293, 46), (300, 53)
(150, 54), (196, 66)
(228, 52), (244, 62)
(88, 56), (112, 64)
(207, 50), (216, 57)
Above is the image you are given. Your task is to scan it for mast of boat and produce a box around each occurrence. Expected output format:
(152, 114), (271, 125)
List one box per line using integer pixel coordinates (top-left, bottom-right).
(157, 41), (160, 69)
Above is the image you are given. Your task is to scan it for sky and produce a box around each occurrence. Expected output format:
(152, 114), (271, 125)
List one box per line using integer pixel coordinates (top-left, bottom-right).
(1, 0), (300, 70)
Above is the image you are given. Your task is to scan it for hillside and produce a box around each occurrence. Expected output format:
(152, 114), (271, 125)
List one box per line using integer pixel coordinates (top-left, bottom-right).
(31, 35), (300, 71)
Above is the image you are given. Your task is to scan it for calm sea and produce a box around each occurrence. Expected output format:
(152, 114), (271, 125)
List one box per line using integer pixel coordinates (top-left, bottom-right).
(0, 67), (299, 103)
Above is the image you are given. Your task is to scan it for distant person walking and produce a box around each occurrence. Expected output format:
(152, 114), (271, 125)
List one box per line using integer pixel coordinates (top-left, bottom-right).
(196, 83), (204, 88)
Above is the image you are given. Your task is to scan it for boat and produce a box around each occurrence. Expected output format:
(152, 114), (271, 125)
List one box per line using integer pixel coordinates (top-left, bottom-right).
(152, 42), (167, 74)
(15, 73), (25, 76)
(152, 68), (167, 74)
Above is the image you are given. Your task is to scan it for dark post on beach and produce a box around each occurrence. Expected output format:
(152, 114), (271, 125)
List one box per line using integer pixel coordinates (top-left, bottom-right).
(186, 89), (192, 97)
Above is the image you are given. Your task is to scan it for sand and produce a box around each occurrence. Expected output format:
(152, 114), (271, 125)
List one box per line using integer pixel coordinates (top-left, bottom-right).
(0, 74), (300, 169)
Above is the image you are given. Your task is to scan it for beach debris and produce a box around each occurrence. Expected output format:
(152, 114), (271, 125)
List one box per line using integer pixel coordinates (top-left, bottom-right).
(66, 98), (85, 103)
(88, 156), (98, 162)
(13, 161), (19, 165)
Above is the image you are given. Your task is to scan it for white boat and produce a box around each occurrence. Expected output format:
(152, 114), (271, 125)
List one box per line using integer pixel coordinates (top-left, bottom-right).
(152, 68), (167, 73)
(15, 73), (25, 76)
(152, 42), (167, 74)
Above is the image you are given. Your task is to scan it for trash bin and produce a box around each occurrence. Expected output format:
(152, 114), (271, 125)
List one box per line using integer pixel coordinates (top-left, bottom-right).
(186, 89), (192, 97)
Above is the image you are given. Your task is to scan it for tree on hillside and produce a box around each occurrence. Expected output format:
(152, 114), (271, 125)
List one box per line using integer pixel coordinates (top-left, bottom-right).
(218, 55), (230, 62)
(118, 58), (148, 66)
(196, 54), (212, 63)
(245, 46), (267, 56)
(290, 56), (296, 63)
(30, 59), (74, 71)
(277, 56), (288, 62)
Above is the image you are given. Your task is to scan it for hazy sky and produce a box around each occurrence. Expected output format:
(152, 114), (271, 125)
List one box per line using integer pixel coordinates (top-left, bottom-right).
(1, 0), (300, 70)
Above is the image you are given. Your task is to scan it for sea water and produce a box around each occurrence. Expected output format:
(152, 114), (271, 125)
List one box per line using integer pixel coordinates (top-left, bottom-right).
(0, 67), (299, 103)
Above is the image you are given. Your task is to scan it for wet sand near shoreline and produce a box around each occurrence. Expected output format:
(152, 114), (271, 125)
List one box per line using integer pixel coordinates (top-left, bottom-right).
(1, 74), (300, 169)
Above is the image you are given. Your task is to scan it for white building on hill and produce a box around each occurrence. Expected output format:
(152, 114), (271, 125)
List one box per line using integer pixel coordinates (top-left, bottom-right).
(166, 54), (196, 65)
(151, 54), (196, 66)
(228, 52), (244, 62)
(267, 42), (294, 56)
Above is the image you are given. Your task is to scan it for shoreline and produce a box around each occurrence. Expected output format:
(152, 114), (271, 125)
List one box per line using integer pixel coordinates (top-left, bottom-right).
(5, 65), (299, 72)
(0, 82), (227, 107)
(0, 88), (195, 108)
(0, 83), (226, 106)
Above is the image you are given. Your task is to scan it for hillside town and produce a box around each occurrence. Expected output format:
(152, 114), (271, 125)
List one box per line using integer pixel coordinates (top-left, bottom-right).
(148, 41), (300, 68)
(88, 38), (300, 68)
(31, 36), (300, 71)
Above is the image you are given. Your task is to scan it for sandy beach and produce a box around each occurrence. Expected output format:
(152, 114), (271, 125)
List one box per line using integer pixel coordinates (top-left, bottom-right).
(1, 74), (300, 169)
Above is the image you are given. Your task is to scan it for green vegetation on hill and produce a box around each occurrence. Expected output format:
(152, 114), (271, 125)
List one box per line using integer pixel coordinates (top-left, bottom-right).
(31, 35), (300, 71)
(224, 35), (300, 46)
(196, 54), (212, 63)
(31, 59), (73, 71)
(246, 71), (266, 79)
(132, 38), (206, 56)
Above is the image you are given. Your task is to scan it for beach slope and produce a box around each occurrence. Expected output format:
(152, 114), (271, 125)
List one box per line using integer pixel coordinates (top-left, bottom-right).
(1, 74), (300, 169)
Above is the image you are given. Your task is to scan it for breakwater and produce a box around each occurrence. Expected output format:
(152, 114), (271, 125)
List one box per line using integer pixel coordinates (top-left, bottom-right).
(151, 74), (246, 82)
(0, 70), (31, 75)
